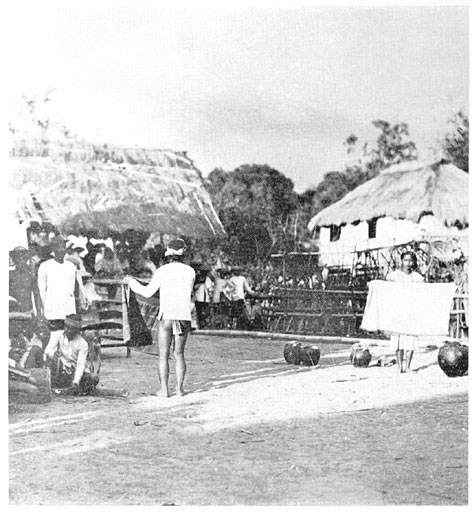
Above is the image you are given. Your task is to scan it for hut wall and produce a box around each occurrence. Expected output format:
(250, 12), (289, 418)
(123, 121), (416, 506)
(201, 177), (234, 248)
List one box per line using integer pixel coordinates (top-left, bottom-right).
(418, 215), (467, 240)
(318, 216), (468, 267)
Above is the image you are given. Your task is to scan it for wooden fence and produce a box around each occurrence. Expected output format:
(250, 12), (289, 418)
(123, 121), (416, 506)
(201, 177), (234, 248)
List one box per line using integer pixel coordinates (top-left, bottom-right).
(257, 289), (368, 337)
(207, 288), (469, 340)
(89, 278), (469, 342)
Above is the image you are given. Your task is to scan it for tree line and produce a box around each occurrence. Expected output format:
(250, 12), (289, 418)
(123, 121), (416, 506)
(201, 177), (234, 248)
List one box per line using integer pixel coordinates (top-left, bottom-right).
(204, 112), (468, 264)
(10, 93), (468, 265)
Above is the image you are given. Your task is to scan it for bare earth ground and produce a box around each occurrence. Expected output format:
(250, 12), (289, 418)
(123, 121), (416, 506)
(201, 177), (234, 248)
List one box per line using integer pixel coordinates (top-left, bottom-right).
(9, 334), (468, 506)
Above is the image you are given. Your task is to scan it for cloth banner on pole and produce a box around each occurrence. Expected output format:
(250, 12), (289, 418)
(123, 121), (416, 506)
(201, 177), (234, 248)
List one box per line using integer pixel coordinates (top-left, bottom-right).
(122, 283), (159, 347)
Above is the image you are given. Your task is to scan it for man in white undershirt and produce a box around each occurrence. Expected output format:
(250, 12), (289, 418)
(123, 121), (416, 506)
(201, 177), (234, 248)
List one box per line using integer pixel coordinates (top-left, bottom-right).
(37, 236), (85, 348)
(123, 238), (195, 398)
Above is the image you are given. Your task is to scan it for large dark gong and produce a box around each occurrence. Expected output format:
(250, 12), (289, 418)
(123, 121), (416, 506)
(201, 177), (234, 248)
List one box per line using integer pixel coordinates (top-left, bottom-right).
(438, 342), (468, 377)
(284, 341), (302, 365)
(299, 344), (320, 366)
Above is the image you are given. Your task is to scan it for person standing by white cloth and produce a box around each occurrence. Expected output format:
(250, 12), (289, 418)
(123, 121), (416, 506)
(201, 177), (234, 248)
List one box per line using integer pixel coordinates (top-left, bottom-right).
(386, 251), (424, 373)
(123, 238), (195, 398)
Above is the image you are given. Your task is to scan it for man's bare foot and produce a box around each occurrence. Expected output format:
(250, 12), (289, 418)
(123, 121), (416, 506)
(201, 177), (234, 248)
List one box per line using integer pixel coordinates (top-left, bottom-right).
(176, 389), (186, 397)
(157, 389), (169, 398)
(405, 367), (413, 373)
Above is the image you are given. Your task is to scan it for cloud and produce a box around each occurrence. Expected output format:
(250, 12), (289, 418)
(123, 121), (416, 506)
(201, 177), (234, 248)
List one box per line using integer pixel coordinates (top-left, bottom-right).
(181, 89), (354, 143)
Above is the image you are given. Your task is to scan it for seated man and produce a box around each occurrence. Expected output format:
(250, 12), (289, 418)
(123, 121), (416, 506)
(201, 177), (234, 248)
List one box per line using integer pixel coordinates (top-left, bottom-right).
(44, 314), (98, 395)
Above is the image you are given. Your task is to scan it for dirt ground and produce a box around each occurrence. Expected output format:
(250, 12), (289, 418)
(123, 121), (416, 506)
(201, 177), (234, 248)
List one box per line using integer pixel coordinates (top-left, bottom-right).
(9, 334), (468, 506)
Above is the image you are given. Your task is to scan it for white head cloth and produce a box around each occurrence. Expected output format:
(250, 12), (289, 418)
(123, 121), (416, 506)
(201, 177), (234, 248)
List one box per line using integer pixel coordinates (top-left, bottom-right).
(165, 247), (185, 257)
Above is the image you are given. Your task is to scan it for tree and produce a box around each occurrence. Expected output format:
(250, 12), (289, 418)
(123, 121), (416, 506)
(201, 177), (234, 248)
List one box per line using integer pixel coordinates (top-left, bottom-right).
(441, 109), (468, 172)
(9, 91), (80, 157)
(308, 171), (350, 214)
(366, 120), (418, 175)
(204, 167), (229, 196)
(205, 164), (299, 263)
(303, 119), (418, 219)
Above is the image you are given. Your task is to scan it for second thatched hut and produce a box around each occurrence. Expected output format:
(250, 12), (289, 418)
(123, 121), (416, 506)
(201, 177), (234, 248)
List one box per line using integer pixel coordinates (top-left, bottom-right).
(308, 159), (469, 268)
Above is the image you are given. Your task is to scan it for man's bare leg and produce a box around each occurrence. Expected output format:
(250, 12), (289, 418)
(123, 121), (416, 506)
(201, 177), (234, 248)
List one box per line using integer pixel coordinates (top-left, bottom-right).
(174, 332), (188, 396)
(157, 321), (172, 397)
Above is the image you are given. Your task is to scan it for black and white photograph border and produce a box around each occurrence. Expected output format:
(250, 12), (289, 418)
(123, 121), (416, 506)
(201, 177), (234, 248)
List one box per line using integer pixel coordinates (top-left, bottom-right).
(4, 0), (469, 507)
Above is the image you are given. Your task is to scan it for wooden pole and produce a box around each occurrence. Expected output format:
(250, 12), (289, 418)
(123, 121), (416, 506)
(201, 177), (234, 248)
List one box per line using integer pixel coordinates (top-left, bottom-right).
(193, 329), (388, 346)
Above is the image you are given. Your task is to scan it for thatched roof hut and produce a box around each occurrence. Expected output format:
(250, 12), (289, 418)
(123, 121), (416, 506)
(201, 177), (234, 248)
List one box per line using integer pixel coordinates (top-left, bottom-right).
(9, 139), (226, 238)
(308, 160), (468, 231)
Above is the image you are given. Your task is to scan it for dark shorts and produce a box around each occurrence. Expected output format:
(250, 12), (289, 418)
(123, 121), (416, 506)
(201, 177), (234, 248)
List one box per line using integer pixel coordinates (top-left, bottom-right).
(230, 299), (247, 317)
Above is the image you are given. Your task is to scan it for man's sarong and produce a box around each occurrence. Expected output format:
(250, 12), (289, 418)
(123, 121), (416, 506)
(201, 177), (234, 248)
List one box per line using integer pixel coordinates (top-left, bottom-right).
(48, 354), (98, 394)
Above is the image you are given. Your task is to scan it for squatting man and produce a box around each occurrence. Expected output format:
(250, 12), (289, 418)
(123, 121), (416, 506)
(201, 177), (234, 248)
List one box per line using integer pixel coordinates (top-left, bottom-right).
(44, 313), (98, 395)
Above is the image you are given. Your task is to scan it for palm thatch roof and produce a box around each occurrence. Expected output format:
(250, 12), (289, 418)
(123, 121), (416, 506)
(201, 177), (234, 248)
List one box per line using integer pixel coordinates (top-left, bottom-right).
(308, 160), (468, 231)
(9, 140), (225, 238)
(10, 138), (200, 170)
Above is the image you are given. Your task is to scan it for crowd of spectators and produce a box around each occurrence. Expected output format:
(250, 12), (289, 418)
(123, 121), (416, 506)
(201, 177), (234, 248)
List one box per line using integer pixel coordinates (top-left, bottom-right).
(10, 223), (341, 366)
(9, 225), (278, 345)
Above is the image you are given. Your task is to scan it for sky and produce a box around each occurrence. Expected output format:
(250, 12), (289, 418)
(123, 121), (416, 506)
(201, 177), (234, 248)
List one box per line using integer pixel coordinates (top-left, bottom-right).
(6, 1), (469, 191)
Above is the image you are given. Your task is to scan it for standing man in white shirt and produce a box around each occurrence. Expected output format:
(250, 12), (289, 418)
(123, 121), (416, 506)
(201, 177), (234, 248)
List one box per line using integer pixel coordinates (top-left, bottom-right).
(123, 238), (195, 398)
(37, 236), (85, 348)
(229, 266), (255, 329)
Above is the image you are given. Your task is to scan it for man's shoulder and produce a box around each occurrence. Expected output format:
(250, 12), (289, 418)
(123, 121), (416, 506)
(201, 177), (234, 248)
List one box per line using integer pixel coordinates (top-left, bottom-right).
(75, 335), (89, 350)
(62, 259), (76, 269)
(56, 259), (77, 272)
(40, 258), (74, 267)
(162, 262), (195, 274)
(185, 263), (196, 275)
(38, 258), (54, 271)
